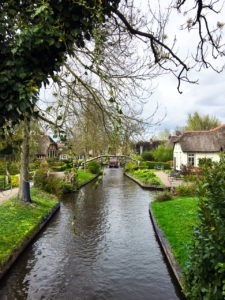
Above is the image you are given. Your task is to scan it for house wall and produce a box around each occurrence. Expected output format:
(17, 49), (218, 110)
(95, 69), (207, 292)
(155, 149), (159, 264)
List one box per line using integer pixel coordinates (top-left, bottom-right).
(173, 143), (186, 170)
(173, 143), (220, 170)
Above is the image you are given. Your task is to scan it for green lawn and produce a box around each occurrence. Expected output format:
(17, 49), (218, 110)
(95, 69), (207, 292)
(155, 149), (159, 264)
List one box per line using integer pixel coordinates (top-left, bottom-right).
(77, 169), (96, 187)
(0, 188), (59, 267)
(127, 169), (163, 186)
(151, 196), (199, 270)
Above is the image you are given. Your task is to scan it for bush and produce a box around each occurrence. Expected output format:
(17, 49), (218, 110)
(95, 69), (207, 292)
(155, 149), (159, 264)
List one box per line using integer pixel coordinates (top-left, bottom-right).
(175, 183), (197, 196)
(154, 191), (173, 202)
(0, 162), (19, 175)
(124, 161), (139, 172)
(152, 145), (173, 162)
(140, 161), (170, 170)
(132, 169), (162, 185)
(184, 158), (225, 299)
(11, 175), (19, 187)
(142, 151), (154, 161)
(50, 164), (67, 171)
(34, 169), (62, 196)
(86, 161), (101, 174)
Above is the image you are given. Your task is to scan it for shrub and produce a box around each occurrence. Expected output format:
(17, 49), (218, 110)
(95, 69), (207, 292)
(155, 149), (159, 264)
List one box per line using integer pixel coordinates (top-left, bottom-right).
(184, 157), (225, 299)
(11, 175), (19, 187)
(175, 183), (197, 196)
(132, 169), (162, 185)
(154, 191), (173, 202)
(198, 157), (213, 168)
(152, 145), (173, 162)
(8, 164), (19, 175)
(50, 164), (67, 171)
(34, 170), (63, 196)
(124, 161), (139, 172)
(142, 151), (154, 161)
(86, 161), (101, 174)
(140, 161), (170, 170)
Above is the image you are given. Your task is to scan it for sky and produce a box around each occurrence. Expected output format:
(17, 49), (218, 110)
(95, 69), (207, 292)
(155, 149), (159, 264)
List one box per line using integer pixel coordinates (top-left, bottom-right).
(136, 0), (225, 137)
(146, 67), (225, 137)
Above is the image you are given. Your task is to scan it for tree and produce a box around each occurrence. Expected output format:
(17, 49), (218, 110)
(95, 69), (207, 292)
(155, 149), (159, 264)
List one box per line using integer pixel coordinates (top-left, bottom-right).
(0, 0), (120, 128)
(151, 144), (173, 162)
(1, 0), (120, 202)
(185, 112), (221, 130)
(184, 157), (225, 299)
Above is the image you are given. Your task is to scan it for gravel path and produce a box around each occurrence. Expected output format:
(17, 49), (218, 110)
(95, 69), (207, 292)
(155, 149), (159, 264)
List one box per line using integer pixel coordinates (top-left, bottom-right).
(0, 187), (19, 204)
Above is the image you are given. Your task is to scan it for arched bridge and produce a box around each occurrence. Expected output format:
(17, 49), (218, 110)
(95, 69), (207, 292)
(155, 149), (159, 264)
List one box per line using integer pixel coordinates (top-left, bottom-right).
(84, 155), (139, 168)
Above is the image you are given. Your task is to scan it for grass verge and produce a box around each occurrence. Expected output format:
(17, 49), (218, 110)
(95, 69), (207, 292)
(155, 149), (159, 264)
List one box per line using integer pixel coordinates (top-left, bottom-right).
(127, 169), (163, 186)
(77, 169), (96, 187)
(0, 187), (59, 268)
(151, 196), (198, 270)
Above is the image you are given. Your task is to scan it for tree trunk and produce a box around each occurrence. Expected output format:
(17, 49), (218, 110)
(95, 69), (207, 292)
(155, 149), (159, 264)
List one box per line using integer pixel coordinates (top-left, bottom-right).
(18, 115), (31, 202)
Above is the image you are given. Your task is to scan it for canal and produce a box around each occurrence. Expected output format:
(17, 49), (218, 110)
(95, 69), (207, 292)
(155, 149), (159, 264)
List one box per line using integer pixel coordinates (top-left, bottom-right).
(0, 168), (183, 299)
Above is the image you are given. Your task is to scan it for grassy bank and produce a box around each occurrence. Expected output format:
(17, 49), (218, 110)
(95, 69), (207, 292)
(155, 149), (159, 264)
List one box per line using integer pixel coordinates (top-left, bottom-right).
(127, 169), (163, 186)
(151, 196), (198, 270)
(77, 169), (96, 187)
(0, 188), (59, 268)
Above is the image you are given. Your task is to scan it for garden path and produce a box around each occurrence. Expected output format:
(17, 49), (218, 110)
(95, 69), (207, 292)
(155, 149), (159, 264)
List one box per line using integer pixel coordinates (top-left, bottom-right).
(155, 171), (184, 188)
(0, 187), (19, 204)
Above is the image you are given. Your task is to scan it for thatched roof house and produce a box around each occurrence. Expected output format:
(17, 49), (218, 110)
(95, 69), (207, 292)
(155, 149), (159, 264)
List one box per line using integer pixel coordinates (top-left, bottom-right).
(135, 139), (162, 154)
(36, 135), (58, 159)
(173, 125), (225, 170)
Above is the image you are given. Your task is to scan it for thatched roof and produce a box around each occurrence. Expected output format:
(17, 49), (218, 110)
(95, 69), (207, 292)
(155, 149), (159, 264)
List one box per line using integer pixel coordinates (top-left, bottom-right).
(166, 136), (180, 148)
(37, 135), (58, 155)
(175, 125), (225, 152)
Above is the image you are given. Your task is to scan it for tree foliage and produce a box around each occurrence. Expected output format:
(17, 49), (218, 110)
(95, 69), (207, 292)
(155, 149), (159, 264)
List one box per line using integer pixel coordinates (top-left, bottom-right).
(0, 0), (120, 128)
(151, 144), (173, 162)
(184, 157), (225, 299)
(185, 112), (221, 131)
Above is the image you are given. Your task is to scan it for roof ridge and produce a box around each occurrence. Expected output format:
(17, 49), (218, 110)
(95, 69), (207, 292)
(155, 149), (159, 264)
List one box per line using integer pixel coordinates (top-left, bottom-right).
(184, 124), (225, 134)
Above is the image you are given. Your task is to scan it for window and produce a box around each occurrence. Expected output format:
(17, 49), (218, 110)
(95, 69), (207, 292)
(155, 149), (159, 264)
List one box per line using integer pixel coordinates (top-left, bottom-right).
(187, 153), (195, 166)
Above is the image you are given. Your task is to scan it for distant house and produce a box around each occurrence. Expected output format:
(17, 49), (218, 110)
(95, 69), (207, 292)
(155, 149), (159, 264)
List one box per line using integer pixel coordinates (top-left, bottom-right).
(135, 139), (162, 155)
(58, 143), (71, 160)
(173, 125), (225, 170)
(36, 135), (58, 160)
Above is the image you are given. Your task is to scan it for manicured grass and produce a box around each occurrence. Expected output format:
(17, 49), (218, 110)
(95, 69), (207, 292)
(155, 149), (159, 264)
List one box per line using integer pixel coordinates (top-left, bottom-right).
(77, 169), (96, 187)
(128, 169), (163, 186)
(151, 196), (199, 270)
(0, 188), (59, 267)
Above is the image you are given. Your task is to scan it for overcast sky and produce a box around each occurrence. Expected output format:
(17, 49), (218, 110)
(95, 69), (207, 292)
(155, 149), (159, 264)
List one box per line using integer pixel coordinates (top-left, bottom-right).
(146, 67), (225, 136)
(137, 0), (225, 137)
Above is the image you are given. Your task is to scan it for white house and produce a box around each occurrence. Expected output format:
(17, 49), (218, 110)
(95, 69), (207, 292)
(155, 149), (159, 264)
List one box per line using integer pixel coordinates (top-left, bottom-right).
(173, 125), (225, 170)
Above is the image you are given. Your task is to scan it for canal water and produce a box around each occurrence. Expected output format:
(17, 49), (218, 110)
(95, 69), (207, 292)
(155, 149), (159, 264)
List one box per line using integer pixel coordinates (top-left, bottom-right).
(0, 168), (184, 300)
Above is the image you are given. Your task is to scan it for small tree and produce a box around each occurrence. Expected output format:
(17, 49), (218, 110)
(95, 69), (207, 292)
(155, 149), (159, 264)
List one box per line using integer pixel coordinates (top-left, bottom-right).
(185, 112), (221, 131)
(184, 156), (225, 299)
(151, 145), (173, 162)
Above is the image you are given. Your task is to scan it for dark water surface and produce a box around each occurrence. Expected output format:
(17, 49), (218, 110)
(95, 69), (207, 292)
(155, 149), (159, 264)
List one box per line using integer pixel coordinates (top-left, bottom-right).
(0, 169), (183, 300)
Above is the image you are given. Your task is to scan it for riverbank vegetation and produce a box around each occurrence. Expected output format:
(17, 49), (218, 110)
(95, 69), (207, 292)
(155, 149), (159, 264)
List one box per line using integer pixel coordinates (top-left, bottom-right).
(0, 188), (59, 268)
(33, 160), (101, 196)
(151, 196), (198, 270)
(126, 168), (163, 186)
(152, 158), (225, 299)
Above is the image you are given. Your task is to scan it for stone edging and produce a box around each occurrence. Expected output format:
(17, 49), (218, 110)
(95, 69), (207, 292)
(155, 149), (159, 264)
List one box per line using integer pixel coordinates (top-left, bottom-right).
(149, 206), (186, 298)
(0, 203), (60, 280)
(124, 172), (167, 190)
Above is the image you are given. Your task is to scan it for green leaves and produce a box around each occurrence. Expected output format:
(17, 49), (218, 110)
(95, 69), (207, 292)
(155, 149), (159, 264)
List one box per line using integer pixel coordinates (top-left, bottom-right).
(184, 157), (225, 299)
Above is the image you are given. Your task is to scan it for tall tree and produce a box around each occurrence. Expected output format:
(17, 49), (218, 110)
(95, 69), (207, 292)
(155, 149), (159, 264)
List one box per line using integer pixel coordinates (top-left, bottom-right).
(185, 112), (221, 130)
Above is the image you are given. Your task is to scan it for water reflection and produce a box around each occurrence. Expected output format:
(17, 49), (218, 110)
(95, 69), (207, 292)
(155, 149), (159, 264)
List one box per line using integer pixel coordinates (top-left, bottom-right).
(0, 168), (183, 299)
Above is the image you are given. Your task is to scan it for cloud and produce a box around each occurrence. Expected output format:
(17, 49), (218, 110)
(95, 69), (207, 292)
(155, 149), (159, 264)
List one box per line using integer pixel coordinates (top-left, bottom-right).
(144, 68), (225, 135)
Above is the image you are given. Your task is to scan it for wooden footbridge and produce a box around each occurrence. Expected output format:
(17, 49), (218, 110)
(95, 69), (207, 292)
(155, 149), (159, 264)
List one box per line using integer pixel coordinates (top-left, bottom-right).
(84, 155), (139, 167)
